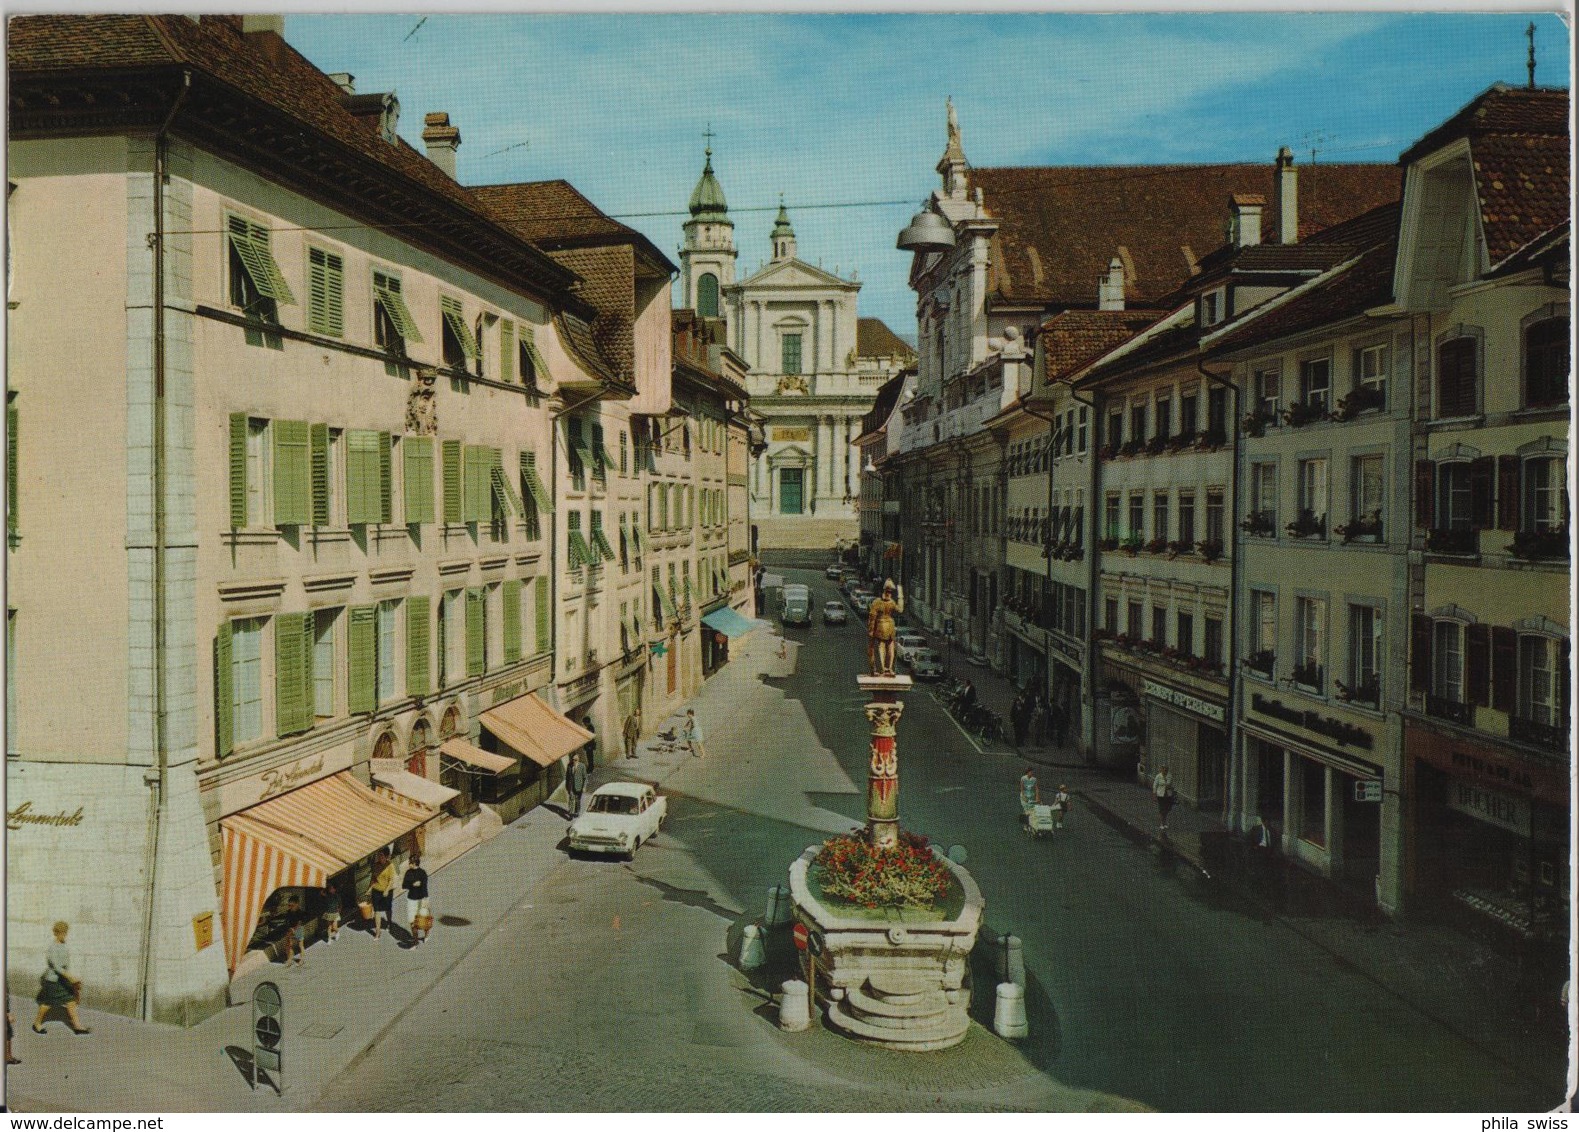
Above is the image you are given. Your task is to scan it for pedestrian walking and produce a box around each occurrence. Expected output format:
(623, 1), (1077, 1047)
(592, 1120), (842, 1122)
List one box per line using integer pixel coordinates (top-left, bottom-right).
(1152, 765), (1176, 832)
(682, 709), (706, 758)
(622, 710), (641, 760)
(1029, 697), (1048, 747)
(7, 1010), (21, 1065)
(32, 921), (89, 1035)
(1051, 783), (1072, 830)
(281, 898), (308, 967)
(368, 850), (396, 940)
(565, 752), (588, 817)
(1018, 766), (1040, 820)
(323, 892), (341, 945)
(1011, 690), (1029, 749)
(403, 852), (432, 946)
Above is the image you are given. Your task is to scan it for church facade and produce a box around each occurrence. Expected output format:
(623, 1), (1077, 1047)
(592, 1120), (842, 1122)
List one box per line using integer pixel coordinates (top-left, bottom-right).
(679, 147), (914, 552)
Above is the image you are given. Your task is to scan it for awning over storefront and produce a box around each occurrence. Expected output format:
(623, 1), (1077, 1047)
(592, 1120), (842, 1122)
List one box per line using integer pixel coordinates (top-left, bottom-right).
(370, 761), (461, 809)
(702, 606), (767, 639)
(439, 737), (515, 774)
(481, 692), (594, 768)
(220, 771), (435, 972)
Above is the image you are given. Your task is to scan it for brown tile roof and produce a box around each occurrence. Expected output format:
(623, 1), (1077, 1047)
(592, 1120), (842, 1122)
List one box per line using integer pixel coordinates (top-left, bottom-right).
(970, 162), (1399, 307)
(1037, 310), (1168, 382)
(856, 371), (909, 442)
(1397, 85), (1571, 270)
(9, 14), (582, 307)
(545, 244), (633, 380)
(471, 180), (675, 276)
(856, 318), (916, 361)
(1489, 220), (1569, 279)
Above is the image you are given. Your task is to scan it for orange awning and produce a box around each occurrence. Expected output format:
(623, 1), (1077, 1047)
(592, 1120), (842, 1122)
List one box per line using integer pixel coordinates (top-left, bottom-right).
(219, 771), (435, 972)
(439, 737), (516, 774)
(481, 692), (594, 768)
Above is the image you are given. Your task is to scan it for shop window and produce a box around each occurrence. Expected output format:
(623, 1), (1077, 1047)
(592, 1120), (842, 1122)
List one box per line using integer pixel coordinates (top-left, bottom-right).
(1299, 759), (1327, 847)
(1524, 317), (1569, 409)
(1436, 336), (1479, 418)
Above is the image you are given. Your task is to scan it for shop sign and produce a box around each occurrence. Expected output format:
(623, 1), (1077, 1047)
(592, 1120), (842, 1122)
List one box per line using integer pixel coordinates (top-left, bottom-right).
(561, 670), (601, 699)
(1449, 748), (1534, 793)
(1353, 780), (1382, 803)
(258, 753), (327, 802)
(1250, 693), (1374, 750)
(1109, 704), (1142, 754)
(772, 427), (812, 443)
(218, 743), (354, 816)
(491, 679), (529, 705)
(6, 802), (86, 831)
(1447, 780), (1531, 837)
(1143, 679), (1225, 724)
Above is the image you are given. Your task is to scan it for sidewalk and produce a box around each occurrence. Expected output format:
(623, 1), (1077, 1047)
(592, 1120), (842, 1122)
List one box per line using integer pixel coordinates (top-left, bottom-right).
(2, 644), (770, 1114)
(936, 639), (1571, 1092)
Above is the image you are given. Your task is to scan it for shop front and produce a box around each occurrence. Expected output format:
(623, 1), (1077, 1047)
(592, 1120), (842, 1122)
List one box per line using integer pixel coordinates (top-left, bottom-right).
(478, 691), (596, 821)
(1406, 723), (1569, 946)
(1242, 691), (1386, 892)
(219, 770), (437, 977)
(1124, 667), (1228, 809)
(701, 604), (765, 676)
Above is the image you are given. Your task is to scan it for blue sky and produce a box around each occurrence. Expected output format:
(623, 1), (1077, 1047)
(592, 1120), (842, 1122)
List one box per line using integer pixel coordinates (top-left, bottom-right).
(287, 12), (1570, 339)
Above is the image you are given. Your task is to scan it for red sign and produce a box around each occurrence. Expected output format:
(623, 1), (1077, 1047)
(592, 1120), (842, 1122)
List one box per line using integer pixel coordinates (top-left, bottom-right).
(792, 922), (809, 951)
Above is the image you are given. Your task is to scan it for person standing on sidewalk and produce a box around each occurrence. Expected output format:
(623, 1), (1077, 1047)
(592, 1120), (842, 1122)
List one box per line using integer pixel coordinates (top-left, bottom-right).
(1152, 765), (1176, 832)
(1018, 766), (1040, 821)
(32, 921), (89, 1035)
(368, 851), (396, 941)
(280, 898), (307, 967)
(1010, 690), (1029, 749)
(565, 752), (588, 817)
(1051, 783), (1072, 831)
(683, 709), (706, 758)
(622, 710), (641, 760)
(402, 852), (431, 946)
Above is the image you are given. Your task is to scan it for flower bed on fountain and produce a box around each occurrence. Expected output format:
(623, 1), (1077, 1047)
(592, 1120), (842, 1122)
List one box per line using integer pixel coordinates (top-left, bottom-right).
(789, 838), (984, 1051)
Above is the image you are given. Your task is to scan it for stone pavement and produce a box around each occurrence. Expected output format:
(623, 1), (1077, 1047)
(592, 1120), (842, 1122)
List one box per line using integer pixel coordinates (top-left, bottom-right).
(926, 634), (1574, 1090)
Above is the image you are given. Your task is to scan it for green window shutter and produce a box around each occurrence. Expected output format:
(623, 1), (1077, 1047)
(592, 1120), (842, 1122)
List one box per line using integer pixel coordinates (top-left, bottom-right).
(465, 586), (486, 676)
(374, 276), (424, 344)
(228, 217), (296, 305)
(301, 611), (315, 725)
(229, 412), (248, 527)
(348, 604), (377, 713)
(215, 621), (234, 756)
(442, 440), (463, 524)
(406, 596), (431, 696)
(404, 436), (435, 524)
(272, 419), (310, 526)
(500, 319), (516, 382)
(275, 612), (310, 737)
(491, 462), (524, 518)
(6, 396), (16, 540)
(441, 295), (481, 360)
(463, 446), (483, 522)
(521, 327), (551, 379)
(502, 580), (523, 663)
(309, 423), (330, 526)
(378, 432), (393, 523)
(345, 430), (382, 525)
(307, 247), (344, 336)
(519, 451), (553, 513)
(535, 576), (550, 656)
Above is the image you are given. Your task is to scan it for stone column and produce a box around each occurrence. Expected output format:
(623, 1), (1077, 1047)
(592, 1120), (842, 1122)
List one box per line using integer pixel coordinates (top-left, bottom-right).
(819, 416), (833, 499)
(860, 675), (911, 850)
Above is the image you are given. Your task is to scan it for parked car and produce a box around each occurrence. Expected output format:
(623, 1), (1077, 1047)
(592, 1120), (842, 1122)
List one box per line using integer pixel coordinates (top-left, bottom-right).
(895, 631), (928, 662)
(849, 589), (874, 615)
(907, 647), (945, 679)
(568, 782), (667, 858)
(823, 601), (848, 625)
(825, 563), (845, 579)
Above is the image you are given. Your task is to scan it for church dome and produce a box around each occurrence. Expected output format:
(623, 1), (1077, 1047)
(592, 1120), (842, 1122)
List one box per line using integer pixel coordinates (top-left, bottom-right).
(770, 202), (795, 239)
(688, 149), (731, 224)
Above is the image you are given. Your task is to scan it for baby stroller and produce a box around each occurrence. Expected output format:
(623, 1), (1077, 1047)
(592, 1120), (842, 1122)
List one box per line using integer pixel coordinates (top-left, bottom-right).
(1025, 803), (1056, 839)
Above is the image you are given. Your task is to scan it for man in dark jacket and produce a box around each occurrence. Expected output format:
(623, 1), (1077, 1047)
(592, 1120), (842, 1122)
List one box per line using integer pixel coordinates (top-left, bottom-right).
(402, 853), (431, 945)
(566, 752), (588, 817)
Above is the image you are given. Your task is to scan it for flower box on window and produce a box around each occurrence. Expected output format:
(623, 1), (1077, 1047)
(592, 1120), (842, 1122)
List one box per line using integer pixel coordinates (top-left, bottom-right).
(1282, 400), (1328, 428)
(1196, 539), (1225, 562)
(1099, 443), (1121, 461)
(1168, 431), (1198, 453)
(1246, 650), (1275, 678)
(1118, 438), (1145, 458)
(1121, 535), (1144, 556)
(1285, 509), (1326, 539)
(1240, 411), (1275, 438)
(1335, 512), (1383, 544)
(1290, 661), (1323, 689)
(1144, 537), (1169, 555)
(1196, 428), (1228, 451)
(1240, 511), (1276, 537)
(1333, 384), (1385, 421)
(1507, 528), (1570, 561)
(1099, 536), (1120, 552)
(1166, 540), (1192, 559)
(1145, 435), (1170, 456)
(1334, 674), (1380, 706)
(1425, 527), (1478, 556)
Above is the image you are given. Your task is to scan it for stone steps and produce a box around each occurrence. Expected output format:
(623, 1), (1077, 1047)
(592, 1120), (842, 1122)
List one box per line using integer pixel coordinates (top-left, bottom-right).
(824, 974), (970, 1050)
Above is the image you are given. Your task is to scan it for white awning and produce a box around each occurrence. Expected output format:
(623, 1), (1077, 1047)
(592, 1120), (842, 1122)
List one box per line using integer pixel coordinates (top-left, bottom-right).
(371, 765), (460, 809)
(440, 737), (516, 774)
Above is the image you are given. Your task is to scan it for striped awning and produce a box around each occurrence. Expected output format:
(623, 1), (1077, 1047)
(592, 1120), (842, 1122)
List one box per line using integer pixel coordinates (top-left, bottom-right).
(370, 763), (460, 809)
(439, 737), (515, 774)
(220, 771), (435, 972)
(482, 692), (594, 768)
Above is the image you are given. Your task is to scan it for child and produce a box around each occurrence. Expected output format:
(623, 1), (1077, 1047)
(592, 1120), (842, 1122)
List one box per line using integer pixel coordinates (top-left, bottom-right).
(1052, 784), (1072, 831)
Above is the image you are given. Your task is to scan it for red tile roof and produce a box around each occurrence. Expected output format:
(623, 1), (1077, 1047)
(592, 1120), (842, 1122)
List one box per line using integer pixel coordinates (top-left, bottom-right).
(856, 318), (916, 361)
(1037, 310), (1168, 382)
(970, 162), (1399, 307)
(856, 370), (909, 442)
(471, 180), (675, 276)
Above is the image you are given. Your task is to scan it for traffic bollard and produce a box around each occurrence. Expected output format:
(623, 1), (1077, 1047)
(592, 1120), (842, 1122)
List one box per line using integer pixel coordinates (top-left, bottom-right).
(764, 884), (792, 926)
(999, 933), (1025, 989)
(779, 980), (811, 1031)
(994, 982), (1028, 1039)
(739, 923), (765, 969)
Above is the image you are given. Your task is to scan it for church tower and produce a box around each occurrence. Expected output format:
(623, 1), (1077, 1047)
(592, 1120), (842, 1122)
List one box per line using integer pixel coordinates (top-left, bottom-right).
(769, 199), (797, 262)
(680, 137), (736, 320)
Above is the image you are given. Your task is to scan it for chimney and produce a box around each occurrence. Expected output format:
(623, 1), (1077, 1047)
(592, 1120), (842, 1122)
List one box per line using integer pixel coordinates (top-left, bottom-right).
(423, 112), (462, 179)
(1099, 255), (1126, 311)
(1229, 193), (1265, 248)
(1274, 146), (1298, 244)
(240, 14), (285, 36)
(327, 72), (356, 95)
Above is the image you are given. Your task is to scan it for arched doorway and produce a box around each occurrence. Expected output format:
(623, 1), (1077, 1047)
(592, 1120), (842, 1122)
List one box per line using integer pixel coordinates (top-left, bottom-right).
(408, 718), (432, 778)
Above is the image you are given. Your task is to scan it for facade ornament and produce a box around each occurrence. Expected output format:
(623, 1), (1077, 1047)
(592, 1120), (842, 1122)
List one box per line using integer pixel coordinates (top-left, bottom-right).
(775, 374), (810, 395)
(406, 369), (439, 435)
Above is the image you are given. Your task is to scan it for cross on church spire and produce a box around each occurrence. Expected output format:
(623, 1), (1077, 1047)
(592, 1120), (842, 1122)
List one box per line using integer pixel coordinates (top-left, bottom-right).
(702, 123), (716, 156)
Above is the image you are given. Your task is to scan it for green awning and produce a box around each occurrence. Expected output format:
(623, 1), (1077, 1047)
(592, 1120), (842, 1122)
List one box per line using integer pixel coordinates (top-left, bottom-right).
(702, 607), (766, 639)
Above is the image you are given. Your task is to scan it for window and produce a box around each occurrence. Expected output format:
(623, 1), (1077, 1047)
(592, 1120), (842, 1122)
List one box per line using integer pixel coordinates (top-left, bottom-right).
(1205, 489), (1225, 547)
(1105, 596), (1119, 632)
(1300, 758), (1327, 847)
(1204, 617), (1223, 668)
(1207, 386), (1228, 437)
(1250, 590), (1276, 674)
(1296, 458), (1328, 536)
(697, 273), (720, 318)
(782, 333), (803, 375)
(1300, 357), (1331, 413)
(590, 423), (608, 483)
(1200, 290), (1222, 326)
(373, 271), (422, 358)
(1433, 621), (1465, 704)
(440, 295), (480, 371)
(227, 215), (292, 346)
(568, 419), (587, 492)
(5, 609), (14, 756)
(1250, 463), (1277, 532)
(306, 247), (344, 337)
(1355, 343), (1388, 395)
(245, 418), (270, 526)
(6, 394), (16, 548)
(1151, 605), (1167, 646)
(1077, 408), (1088, 453)
(1348, 454), (1385, 542)
(1127, 600), (1143, 639)
(1178, 491), (1196, 547)
(1254, 367), (1281, 419)
(1437, 462), (1474, 530)
(1128, 493), (1145, 540)
(620, 431), (629, 476)
(1104, 494), (1121, 540)
(465, 587), (488, 677)
(1518, 636), (1564, 727)
(1525, 318), (1570, 408)
(1523, 455), (1568, 533)
(567, 511), (593, 571)
(1152, 492), (1169, 543)
(518, 327), (549, 392)
(1176, 611), (1194, 656)
(377, 599), (399, 704)
(1180, 393), (1198, 437)
(345, 430), (391, 526)
(1154, 397), (1171, 441)
(1294, 596), (1326, 689)
(313, 609), (338, 719)
(1437, 336), (1478, 418)
(1129, 404), (1147, 446)
(231, 616), (265, 746)
(1107, 411), (1123, 449)
(1348, 605), (1381, 703)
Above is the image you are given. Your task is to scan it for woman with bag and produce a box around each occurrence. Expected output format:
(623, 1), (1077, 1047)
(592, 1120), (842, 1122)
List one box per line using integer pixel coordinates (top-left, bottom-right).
(1153, 765), (1176, 833)
(32, 921), (89, 1035)
(368, 851), (396, 941)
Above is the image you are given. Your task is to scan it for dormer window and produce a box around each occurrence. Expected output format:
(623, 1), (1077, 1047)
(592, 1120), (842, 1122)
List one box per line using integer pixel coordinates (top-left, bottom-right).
(1199, 289), (1224, 327)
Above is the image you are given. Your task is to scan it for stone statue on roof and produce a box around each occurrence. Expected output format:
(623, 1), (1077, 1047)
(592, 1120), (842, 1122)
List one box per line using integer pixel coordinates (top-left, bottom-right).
(946, 97), (959, 145)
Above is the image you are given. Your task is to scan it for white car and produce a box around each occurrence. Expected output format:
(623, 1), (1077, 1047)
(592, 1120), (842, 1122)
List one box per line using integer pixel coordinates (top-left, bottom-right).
(568, 782), (667, 858)
(907, 648), (945, 679)
(825, 563), (845, 579)
(823, 601), (849, 625)
(895, 631), (928, 662)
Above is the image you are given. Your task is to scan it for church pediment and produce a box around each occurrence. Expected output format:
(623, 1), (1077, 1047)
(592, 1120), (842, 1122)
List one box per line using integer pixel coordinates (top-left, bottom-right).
(738, 257), (857, 290)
